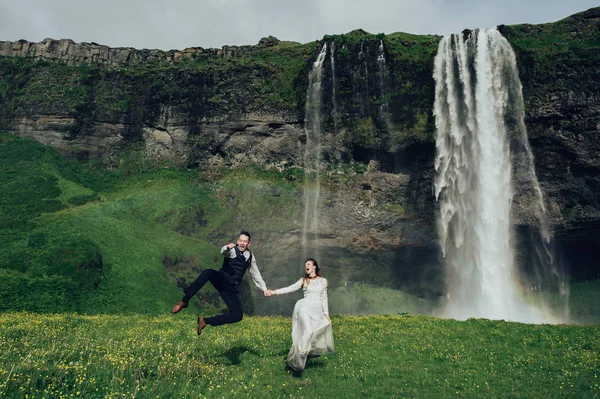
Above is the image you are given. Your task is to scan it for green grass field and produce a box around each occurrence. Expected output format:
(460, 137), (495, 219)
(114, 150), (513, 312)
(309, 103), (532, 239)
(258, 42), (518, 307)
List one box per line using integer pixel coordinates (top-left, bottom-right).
(0, 313), (598, 398)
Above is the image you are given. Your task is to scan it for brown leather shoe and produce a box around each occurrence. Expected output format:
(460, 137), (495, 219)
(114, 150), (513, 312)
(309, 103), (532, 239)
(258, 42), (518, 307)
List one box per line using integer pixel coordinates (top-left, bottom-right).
(197, 316), (207, 335)
(171, 301), (188, 314)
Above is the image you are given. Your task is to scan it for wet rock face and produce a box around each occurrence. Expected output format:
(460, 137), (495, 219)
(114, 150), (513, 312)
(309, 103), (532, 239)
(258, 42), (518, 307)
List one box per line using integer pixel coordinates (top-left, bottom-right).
(499, 18), (600, 211)
(524, 86), (600, 225)
(497, 11), (600, 282)
(509, 45), (600, 230)
(11, 115), (306, 169)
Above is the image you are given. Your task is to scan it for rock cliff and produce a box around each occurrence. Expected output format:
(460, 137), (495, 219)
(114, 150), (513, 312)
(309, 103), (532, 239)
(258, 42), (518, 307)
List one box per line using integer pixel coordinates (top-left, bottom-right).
(1, 7), (598, 290)
(0, 37), (272, 67)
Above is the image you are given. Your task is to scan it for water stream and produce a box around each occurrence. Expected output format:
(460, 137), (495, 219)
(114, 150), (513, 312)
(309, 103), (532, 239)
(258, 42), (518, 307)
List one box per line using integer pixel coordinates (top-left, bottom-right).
(433, 28), (564, 323)
(301, 43), (328, 261)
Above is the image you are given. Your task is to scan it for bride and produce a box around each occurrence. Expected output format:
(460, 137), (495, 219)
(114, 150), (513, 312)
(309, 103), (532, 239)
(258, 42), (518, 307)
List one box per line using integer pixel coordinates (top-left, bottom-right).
(266, 258), (335, 371)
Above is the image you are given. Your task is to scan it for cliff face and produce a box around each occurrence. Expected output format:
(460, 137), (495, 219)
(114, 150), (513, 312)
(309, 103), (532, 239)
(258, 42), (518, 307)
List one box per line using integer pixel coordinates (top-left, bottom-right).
(0, 37), (270, 66)
(501, 8), (600, 227)
(1, 8), (599, 289)
(498, 8), (600, 279)
(0, 32), (440, 165)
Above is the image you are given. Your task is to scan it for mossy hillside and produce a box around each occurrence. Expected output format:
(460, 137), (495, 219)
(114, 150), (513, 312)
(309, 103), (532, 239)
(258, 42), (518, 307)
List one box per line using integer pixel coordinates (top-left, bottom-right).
(383, 32), (440, 143)
(1, 312), (598, 398)
(0, 135), (109, 311)
(499, 7), (600, 227)
(501, 8), (600, 66)
(311, 30), (439, 159)
(0, 134), (208, 313)
(501, 7), (600, 98)
(1, 10), (598, 164)
(202, 166), (305, 240)
(232, 41), (316, 113)
(0, 134), (314, 314)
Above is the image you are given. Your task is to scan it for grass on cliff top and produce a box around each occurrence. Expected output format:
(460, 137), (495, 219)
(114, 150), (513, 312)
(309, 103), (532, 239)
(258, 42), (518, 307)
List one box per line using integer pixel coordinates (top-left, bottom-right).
(1, 312), (598, 398)
(502, 7), (600, 59)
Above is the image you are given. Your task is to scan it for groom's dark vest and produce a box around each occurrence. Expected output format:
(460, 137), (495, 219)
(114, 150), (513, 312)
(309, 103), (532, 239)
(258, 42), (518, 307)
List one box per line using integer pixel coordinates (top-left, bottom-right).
(220, 247), (253, 287)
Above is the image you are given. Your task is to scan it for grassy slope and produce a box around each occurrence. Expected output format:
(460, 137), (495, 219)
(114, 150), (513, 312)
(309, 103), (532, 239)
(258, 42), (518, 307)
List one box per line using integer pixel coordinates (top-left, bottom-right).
(40, 194), (216, 314)
(501, 7), (600, 109)
(0, 313), (598, 398)
(0, 133), (222, 314)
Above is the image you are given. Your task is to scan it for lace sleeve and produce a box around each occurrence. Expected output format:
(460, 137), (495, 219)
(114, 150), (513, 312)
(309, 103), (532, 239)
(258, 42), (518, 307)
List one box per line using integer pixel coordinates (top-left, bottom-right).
(273, 279), (303, 295)
(320, 279), (329, 315)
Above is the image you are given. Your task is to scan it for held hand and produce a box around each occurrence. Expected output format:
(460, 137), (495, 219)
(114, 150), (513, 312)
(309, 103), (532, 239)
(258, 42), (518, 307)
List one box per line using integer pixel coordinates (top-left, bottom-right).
(264, 290), (275, 297)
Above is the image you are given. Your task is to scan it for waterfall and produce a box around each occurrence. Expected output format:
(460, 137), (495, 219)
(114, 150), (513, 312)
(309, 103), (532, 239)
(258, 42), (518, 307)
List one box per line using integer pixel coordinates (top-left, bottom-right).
(433, 28), (561, 323)
(356, 41), (370, 115)
(302, 43), (328, 261)
(376, 40), (390, 128)
(330, 41), (339, 134)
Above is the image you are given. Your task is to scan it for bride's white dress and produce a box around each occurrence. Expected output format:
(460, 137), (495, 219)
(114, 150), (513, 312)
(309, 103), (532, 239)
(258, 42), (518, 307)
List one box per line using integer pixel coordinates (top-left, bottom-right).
(274, 277), (335, 371)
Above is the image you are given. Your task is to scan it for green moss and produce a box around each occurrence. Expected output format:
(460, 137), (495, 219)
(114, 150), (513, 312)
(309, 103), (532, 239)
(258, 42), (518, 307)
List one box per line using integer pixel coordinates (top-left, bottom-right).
(382, 203), (405, 215)
(501, 7), (600, 86)
(503, 14), (600, 59)
(385, 31), (441, 62)
(324, 30), (382, 46)
(0, 134), (307, 314)
(388, 111), (434, 145)
(353, 117), (382, 148)
(0, 40), (310, 130)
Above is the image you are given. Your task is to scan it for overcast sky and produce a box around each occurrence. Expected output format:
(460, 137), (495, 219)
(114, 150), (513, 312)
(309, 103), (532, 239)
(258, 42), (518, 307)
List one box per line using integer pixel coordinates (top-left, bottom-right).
(1, 0), (598, 50)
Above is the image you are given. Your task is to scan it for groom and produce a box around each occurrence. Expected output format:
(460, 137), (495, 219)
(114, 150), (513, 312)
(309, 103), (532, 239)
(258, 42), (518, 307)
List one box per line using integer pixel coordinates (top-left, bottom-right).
(171, 231), (268, 335)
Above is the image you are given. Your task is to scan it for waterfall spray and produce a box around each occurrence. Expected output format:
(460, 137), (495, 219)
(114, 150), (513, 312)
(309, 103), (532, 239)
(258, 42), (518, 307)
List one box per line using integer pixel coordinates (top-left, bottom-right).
(433, 28), (562, 323)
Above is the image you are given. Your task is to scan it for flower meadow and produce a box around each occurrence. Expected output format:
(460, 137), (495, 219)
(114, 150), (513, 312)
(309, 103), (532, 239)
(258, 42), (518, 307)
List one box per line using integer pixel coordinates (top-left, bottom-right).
(0, 313), (598, 398)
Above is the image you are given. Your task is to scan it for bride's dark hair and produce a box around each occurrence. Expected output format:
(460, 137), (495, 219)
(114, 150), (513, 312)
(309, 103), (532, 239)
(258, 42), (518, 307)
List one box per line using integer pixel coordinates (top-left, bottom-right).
(302, 258), (322, 287)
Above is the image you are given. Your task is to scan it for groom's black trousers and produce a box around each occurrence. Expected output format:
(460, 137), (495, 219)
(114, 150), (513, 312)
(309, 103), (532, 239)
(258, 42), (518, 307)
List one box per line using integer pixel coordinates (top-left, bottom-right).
(182, 268), (243, 326)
